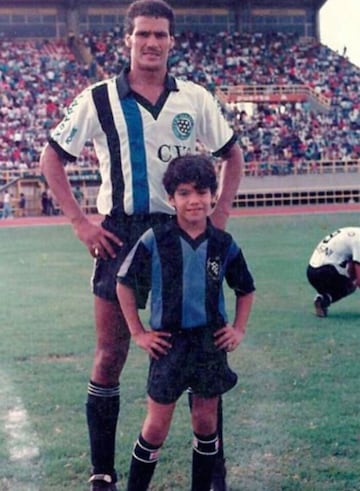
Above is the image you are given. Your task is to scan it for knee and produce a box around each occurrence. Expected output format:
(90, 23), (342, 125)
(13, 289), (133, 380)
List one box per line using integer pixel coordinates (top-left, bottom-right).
(142, 404), (174, 446)
(191, 402), (218, 435)
(142, 420), (168, 446)
(93, 341), (130, 382)
(96, 343), (121, 362)
(192, 416), (217, 436)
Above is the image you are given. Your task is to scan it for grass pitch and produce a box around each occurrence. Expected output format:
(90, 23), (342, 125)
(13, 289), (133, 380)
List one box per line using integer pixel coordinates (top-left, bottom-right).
(0, 212), (359, 490)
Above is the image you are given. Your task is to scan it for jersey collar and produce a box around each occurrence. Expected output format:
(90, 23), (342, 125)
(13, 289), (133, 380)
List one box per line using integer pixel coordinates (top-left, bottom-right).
(170, 217), (215, 247)
(116, 65), (179, 99)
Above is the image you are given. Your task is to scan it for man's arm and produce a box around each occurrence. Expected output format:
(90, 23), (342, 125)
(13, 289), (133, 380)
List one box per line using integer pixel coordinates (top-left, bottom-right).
(211, 142), (243, 230)
(351, 261), (360, 287)
(40, 143), (121, 258)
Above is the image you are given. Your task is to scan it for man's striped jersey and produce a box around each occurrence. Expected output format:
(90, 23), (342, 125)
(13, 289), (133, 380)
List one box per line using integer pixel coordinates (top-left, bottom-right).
(49, 69), (237, 216)
(117, 219), (255, 331)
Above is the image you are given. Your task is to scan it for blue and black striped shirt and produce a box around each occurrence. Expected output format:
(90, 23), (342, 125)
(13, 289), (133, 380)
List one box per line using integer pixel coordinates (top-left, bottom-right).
(117, 219), (255, 331)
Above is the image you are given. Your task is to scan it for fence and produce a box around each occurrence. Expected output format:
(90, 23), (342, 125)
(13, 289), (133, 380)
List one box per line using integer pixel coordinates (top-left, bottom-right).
(234, 186), (360, 208)
(1, 158), (360, 215)
(243, 159), (360, 177)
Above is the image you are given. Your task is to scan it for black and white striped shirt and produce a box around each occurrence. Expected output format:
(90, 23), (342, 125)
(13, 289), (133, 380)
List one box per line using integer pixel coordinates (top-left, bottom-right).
(49, 67), (237, 216)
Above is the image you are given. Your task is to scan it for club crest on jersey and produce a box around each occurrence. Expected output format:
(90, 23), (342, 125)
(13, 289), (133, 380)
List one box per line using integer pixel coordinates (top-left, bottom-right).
(65, 127), (78, 144)
(172, 113), (194, 140)
(207, 257), (221, 281)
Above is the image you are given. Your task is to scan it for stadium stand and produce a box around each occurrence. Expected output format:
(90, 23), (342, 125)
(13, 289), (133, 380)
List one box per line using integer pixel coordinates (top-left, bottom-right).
(0, 0), (359, 215)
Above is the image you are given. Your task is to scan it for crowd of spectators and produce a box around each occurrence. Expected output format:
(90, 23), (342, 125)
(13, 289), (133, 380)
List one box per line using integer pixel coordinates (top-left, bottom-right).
(0, 38), (87, 171)
(0, 29), (359, 176)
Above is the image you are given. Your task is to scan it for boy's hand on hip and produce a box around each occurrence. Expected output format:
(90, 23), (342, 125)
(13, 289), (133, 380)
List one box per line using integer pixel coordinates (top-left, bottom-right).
(214, 325), (244, 352)
(133, 331), (172, 359)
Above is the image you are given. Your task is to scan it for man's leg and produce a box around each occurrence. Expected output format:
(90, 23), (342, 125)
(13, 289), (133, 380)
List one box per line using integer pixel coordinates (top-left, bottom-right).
(188, 392), (227, 491)
(307, 265), (357, 317)
(191, 395), (219, 491)
(210, 397), (227, 491)
(87, 296), (130, 490)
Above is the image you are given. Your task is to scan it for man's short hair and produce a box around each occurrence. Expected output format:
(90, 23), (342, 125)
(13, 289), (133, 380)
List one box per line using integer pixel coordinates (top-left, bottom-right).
(124, 0), (175, 36)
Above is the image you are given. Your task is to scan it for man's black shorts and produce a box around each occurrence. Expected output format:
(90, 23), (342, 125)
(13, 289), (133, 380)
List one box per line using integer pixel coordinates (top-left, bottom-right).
(91, 213), (173, 306)
(147, 327), (238, 404)
(307, 264), (356, 303)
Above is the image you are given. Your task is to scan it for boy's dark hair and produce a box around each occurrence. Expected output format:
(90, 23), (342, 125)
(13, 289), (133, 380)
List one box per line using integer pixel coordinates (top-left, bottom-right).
(163, 154), (218, 196)
(124, 0), (175, 36)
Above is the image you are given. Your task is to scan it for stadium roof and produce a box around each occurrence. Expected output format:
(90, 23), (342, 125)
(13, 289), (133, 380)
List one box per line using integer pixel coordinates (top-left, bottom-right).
(0, 0), (328, 7)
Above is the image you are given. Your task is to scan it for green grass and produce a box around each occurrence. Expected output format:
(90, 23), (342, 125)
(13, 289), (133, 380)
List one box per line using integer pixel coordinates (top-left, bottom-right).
(0, 213), (360, 490)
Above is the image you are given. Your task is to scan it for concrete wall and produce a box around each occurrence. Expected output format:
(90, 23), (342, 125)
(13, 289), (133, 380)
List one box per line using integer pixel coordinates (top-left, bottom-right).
(242, 172), (360, 193)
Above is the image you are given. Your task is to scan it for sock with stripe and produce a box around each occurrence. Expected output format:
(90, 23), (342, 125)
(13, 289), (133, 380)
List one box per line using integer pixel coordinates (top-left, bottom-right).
(191, 431), (219, 491)
(188, 392), (226, 478)
(86, 380), (120, 481)
(126, 433), (161, 491)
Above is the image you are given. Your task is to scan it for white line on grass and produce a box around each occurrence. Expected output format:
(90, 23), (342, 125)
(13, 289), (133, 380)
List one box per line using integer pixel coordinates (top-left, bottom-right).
(5, 397), (40, 461)
(0, 372), (41, 491)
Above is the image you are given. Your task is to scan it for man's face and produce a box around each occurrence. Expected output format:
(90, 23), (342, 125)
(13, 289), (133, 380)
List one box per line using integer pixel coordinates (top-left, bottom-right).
(125, 16), (174, 72)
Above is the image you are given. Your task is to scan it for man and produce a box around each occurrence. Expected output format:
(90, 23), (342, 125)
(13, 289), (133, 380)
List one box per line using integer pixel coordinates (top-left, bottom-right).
(307, 227), (360, 317)
(40, 1), (243, 490)
(2, 189), (13, 219)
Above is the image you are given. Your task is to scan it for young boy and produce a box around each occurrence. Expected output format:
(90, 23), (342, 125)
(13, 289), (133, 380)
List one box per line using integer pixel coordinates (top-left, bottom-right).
(116, 154), (255, 491)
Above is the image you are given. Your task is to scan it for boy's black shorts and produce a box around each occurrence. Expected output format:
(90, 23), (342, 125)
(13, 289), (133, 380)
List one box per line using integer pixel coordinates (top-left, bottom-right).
(91, 213), (172, 307)
(147, 328), (238, 404)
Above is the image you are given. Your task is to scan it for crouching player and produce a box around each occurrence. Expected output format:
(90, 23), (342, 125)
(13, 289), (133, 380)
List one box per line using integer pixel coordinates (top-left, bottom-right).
(116, 154), (255, 490)
(307, 227), (360, 317)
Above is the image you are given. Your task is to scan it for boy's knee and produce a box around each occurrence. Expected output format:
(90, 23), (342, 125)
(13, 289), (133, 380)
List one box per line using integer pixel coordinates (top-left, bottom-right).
(191, 398), (218, 434)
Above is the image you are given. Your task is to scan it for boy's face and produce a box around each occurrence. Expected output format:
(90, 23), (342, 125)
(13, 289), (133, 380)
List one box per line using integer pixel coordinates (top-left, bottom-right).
(125, 16), (174, 72)
(169, 182), (214, 229)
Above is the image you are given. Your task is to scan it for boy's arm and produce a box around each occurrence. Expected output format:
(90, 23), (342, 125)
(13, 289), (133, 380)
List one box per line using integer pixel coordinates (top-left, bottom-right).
(214, 291), (254, 352)
(116, 283), (145, 337)
(116, 283), (172, 359)
(232, 292), (254, 341)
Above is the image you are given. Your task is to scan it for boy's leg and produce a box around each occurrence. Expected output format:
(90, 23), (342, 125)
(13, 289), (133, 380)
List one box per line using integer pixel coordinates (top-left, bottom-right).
(191, 395), (219, 491)
(87, 297), (131, 490)
(127, 397), (176, 491)
(126, 434), (162, 491)
(188, 392), (227, 491)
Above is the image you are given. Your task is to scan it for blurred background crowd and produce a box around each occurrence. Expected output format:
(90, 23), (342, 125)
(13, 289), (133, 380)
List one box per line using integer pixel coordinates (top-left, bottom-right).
(1, 29), (359, 175)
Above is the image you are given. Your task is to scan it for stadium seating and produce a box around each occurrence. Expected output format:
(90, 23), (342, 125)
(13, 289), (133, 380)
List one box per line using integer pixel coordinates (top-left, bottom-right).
(1, 30), (359, 213)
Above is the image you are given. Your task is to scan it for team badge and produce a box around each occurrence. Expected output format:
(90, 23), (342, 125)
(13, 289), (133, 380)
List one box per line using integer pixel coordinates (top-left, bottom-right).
(207, 257), (221, 281)
(65, 127), (78, 144)
(172, 113), (194, 140)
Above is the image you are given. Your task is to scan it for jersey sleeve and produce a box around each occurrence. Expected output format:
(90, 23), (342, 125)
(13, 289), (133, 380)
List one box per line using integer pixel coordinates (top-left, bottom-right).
(117, 228), (154, 290)
(49, 83), (100, 161)
(194, 84), (237, 156)
(225, 240), (255, 296)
